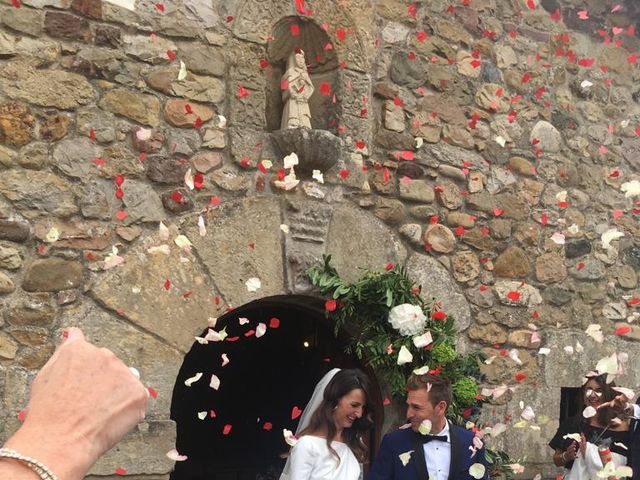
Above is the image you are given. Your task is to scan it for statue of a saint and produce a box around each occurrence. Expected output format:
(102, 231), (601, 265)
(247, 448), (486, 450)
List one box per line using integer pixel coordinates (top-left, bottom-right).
(280, 49), (314, 129)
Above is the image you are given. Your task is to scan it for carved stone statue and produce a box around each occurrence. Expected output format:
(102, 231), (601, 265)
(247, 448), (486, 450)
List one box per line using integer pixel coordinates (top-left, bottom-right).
(280, 49), (314, 129)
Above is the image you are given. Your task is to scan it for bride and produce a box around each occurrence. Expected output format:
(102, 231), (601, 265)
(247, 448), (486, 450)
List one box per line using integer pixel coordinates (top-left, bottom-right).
(280, 369), (373, 480)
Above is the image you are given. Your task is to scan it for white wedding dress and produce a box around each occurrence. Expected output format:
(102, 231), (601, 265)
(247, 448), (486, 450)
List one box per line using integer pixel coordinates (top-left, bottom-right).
(565, 442), (628, 480)
(279, 369), (363, 480)
(285, 436), (361, 480)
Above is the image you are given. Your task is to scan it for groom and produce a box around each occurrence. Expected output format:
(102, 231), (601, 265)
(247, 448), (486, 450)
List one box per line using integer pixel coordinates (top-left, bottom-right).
(368, 373), (489, 480)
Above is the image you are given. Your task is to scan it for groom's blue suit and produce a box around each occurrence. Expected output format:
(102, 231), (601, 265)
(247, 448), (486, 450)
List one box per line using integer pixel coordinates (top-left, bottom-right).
(368, 422), (489, 480)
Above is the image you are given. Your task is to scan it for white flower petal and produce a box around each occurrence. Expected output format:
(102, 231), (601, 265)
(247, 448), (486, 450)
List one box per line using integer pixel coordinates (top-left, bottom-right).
(209, 374), (220, 390)
(596, 352), (619, 376)
(197, 216), (207, 237)
(563, 433), (581, 442)
(184, 372), (203, 387)
(399, 450), (414, 467)
(159, 222), (170, 240)
(256, 322), (267, 338)
(418, 419), (432, 435)
(469, 463), (486, 479)
(583, 405), (597, 418)
(397, 345), (413, 365)
(413, 365), (429, 375)
(602, 228), (624, 249)
(412, 331), (433, 348)
(221, 354), (229, 367)
(585, 324), (604, 343)
(489, 422), (507, 437)
(521, 406), (535, 421)
(245, 277), (262, 292)
(184, 167), (194, 190)
(555, 190), (568, 202)
(166, 448), (188, 462)
(621, 180), (640, 198)
(177, 61), (187, 81)
(283, 152), (299, 169)
(551, 232), (566, 245)
(312, 170), (324, 184)
(538, 347), (551, 355)
(174, 235), (192, 250)
(197, 411), (207, 420)
(283, 429), (297, 447)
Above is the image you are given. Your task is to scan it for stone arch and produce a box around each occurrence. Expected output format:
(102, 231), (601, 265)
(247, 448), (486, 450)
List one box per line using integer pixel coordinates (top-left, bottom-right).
(88, 195), (471, 474)
(168, 294), (385, 479)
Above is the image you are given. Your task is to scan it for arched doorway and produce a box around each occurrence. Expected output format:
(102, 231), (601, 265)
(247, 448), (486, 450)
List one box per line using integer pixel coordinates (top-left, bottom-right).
(169, 295), (383, 480)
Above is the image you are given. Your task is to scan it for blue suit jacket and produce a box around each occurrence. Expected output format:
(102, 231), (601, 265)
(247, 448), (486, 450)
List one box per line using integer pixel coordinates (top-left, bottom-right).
(368, 422), (490, 480)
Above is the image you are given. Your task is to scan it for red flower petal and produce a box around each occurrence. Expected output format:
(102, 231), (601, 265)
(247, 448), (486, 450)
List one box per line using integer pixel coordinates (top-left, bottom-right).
(325, 299), (337, 312)
(506, 290), (521, 301)
(431, 311), (447, 321)
(291, 406), (302, 420)
(223, 424), (233, 435)
(515, 372), (527, 381)
(615, 325), (631, 336)
(115, 468), (127, 476)
(269, 317), (280, 328)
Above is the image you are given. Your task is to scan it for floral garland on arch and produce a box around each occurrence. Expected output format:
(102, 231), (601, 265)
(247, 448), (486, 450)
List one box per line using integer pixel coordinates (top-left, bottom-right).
(307, 255), (520, 479)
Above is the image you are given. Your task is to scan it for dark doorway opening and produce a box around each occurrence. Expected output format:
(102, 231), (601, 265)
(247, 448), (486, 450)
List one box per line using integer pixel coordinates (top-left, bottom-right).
(170, 295), (382, 480)
(560, 386), (582, 423)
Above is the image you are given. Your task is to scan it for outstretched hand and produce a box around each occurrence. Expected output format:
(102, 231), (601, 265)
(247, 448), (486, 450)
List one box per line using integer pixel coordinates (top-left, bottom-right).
(597, 393), (629, 413)
(2, 327), (148, 480)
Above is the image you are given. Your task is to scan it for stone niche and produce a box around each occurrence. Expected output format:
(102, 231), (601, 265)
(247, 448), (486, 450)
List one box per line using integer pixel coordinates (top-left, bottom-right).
(265, 16), (340, 133)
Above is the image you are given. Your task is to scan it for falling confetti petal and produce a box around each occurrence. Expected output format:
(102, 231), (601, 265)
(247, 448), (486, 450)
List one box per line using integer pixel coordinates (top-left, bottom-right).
(184, 372), (203, 387)
(469, 463), (486, 479)
(166, 449), (188, 461)
(210, 374), (221, 390)
(283, 429), (297, 446)
(583, 405), (597, 418)
(397, 345), (413, 365)
(399, 450), (414, 467)
(255, 322), (267, 338)
(601, 229), (624, 249)
(245, 277), (262, 292)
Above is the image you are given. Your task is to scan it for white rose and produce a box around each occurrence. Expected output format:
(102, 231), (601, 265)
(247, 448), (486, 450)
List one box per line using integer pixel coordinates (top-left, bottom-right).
(388, 303), (427, 336)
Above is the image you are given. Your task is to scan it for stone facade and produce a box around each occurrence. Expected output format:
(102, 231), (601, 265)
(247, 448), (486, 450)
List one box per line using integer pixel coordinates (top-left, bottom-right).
(0, 0), (639, 478)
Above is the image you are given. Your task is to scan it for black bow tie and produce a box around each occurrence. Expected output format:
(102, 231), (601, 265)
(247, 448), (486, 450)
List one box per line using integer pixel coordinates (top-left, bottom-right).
(420, 434), (448, 444)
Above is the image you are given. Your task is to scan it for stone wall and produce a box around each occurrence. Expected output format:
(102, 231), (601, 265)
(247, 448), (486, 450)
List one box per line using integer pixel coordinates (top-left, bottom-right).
(0, 0), (639, 478)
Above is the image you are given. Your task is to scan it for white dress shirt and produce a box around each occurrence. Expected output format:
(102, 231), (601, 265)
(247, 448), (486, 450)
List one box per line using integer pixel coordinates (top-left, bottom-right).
(423, 422), (451, 480)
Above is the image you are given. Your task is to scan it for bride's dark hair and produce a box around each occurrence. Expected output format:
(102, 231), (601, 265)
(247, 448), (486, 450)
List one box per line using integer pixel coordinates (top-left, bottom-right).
(298, 369), (373, 462)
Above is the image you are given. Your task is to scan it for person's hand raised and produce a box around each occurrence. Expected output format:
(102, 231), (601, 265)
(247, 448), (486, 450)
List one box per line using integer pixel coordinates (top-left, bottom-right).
(597, 393), (629, 413)
(3, 327), (148, 480)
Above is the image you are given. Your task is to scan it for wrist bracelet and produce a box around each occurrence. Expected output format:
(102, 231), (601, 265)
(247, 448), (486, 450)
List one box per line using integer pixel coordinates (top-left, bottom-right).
(0, 448), (58, 480)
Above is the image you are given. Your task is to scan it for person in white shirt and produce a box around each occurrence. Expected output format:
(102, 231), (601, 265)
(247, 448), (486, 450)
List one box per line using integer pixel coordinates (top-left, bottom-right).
(368, 373), (488, 480)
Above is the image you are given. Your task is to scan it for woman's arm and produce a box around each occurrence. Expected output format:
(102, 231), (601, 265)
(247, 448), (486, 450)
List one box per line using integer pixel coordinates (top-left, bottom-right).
(0, 328), (147, 480)
(288, 437), (317, 480)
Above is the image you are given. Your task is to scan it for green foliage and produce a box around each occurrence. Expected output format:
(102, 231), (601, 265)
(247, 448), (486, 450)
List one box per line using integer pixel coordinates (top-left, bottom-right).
(307, 255), (519, 479)
(430, 342), (457, 365)
(453, 377), (480, 408)
(307, 255), (480, 417)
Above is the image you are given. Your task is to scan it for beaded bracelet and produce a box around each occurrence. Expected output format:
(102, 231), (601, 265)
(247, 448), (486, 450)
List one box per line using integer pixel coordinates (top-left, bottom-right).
(0, 448), (58, 480)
